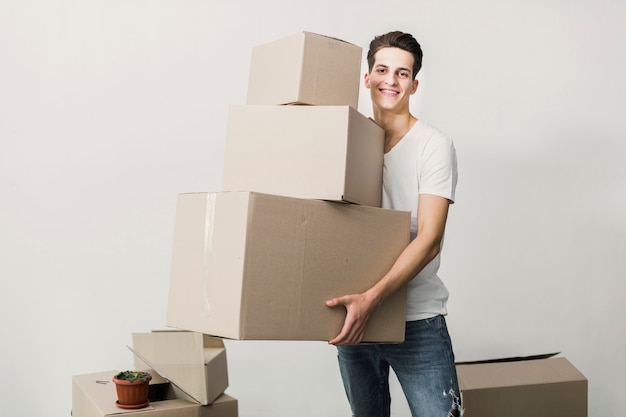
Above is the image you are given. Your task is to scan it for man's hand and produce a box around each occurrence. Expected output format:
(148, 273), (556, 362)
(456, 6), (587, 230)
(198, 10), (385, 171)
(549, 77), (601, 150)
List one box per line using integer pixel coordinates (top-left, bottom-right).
(326, 292), (379, 345)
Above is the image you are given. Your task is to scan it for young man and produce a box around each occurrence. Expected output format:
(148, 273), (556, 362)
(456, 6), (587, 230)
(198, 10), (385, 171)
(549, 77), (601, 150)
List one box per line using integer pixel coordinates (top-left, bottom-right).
(326, 31), (462, 417)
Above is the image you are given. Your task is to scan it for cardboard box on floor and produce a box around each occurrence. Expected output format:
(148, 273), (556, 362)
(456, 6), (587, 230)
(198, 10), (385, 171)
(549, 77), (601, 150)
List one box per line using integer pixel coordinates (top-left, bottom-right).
(222, 105), (385, 207)
(72, 371), (238, 417)
(131, 331), (228, 405)
(166, 191), (410, 342)
(456, 356), (587, 417)
(247, 31), (362, 107)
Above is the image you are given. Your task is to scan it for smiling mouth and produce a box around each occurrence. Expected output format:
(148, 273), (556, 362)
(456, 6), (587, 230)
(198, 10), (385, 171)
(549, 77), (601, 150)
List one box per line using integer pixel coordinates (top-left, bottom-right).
(379, 88), (399, 96)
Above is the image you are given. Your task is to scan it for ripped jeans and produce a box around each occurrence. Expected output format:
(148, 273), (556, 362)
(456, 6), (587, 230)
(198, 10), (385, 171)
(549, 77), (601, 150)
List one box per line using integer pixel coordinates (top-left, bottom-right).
(337, 315), (462, 417)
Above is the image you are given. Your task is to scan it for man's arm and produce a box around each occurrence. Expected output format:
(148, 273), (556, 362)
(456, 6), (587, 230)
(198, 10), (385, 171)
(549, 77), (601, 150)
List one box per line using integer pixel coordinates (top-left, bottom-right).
(326, 193), (451, 345)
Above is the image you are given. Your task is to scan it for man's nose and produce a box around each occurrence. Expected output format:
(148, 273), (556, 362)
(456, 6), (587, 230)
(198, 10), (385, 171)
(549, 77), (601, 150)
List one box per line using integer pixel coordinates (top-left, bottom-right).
(383, 73), (397, 85)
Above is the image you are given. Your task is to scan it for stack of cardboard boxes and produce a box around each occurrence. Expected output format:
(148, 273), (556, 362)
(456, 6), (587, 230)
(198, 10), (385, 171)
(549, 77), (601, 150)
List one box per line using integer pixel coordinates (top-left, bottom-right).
(166, 31), (411, 343)
(72, 330), (237, 417)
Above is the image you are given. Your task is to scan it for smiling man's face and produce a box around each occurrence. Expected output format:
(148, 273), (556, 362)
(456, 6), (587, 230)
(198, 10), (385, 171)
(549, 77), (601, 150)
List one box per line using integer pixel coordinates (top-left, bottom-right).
(365, 47), (419, 115)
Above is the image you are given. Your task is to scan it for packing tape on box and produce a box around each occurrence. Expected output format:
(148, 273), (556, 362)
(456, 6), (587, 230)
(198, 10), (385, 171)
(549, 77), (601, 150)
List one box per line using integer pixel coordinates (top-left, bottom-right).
(202, 193), (217, 317)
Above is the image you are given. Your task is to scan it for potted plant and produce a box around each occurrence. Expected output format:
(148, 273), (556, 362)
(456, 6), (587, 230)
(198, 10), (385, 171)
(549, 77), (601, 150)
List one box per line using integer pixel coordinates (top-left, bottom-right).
(112, 370), (152, 409)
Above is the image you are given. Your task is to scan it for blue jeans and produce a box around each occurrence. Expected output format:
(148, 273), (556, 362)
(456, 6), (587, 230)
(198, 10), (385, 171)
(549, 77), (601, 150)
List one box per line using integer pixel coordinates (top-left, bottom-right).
(337, 315), (462, 417)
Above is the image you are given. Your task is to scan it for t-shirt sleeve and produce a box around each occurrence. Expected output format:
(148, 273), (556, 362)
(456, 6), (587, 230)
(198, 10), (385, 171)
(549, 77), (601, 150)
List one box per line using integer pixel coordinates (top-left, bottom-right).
(418, 134), (458, 203)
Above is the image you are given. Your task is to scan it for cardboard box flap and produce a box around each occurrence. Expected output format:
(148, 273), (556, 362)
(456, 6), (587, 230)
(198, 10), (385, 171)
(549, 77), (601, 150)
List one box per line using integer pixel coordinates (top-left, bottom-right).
(457, 356), (587, 390)
(456, 352), (560, 365)
(129, 331), (228, 405)
(128, 346), (198, 404)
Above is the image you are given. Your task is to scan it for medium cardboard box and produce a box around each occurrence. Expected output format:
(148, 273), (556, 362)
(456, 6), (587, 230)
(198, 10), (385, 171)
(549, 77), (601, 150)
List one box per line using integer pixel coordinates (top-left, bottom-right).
(131, 331), (228, 405)
(222, 105), (384, 207)
(71, 371), (238, 417)
(247, 31), (361, 107)
(456, 356), (587, 417)
(166, 191), (410, 342)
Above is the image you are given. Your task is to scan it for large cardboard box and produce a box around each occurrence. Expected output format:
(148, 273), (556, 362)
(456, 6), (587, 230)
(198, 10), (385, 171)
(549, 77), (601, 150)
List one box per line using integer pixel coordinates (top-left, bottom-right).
(247, 31), (362, 107)
(166, 191), (410, 342)
(456, 356), (587, 417)
(72, 371), (238, 417)
(222, 105), (384, 207)
(132, 331), (228, 405)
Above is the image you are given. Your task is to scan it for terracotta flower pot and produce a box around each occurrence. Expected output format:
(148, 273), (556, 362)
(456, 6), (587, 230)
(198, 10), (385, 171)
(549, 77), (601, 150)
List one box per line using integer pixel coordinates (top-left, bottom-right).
(112, 372), (152, 409)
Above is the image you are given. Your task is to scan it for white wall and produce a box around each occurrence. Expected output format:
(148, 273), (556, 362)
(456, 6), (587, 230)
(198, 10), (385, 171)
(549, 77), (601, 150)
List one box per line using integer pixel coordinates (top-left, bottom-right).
(1, 1), (624, 416)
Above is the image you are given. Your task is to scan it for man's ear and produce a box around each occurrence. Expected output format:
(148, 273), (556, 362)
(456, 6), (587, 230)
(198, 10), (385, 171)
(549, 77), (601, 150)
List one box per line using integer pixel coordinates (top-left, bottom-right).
(364, 72), (371, 89)
(411, 79), (419, 94)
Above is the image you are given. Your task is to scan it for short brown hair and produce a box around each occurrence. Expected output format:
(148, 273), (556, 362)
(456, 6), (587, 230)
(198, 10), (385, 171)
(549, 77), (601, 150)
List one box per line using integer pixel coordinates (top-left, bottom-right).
(367, 31), (423, 79)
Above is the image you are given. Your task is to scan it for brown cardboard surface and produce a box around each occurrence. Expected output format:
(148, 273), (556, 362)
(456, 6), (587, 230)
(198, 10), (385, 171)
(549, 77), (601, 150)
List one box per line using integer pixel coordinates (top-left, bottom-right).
(222, 105), (384, 207)
(71, 371), (238, 417)
(132, 331), (228, 405)
(247, 31), (361, 107)
(456, 357), (587, 417)
(166, 191), (409, 342)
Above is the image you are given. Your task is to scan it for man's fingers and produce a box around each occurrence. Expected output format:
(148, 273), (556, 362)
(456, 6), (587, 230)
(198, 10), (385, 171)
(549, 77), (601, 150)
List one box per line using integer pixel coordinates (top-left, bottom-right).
(326, 294), (367, 345)
(329, 323), (352, 345)
(329, 310), (361, 345)
(326, 295), (349, 307)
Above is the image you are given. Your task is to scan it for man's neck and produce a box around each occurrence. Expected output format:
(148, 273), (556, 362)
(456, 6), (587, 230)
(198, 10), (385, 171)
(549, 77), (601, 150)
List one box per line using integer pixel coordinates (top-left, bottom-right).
(374, 110), (417, 153)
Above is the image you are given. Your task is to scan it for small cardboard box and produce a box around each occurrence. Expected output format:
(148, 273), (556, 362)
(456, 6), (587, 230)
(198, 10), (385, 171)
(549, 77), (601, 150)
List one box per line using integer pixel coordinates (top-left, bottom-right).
(222, 105), (384, 207)
(71, 371), (238, 417)
(131, 331), (228, 405)
(166, 191), (409, 342)
(456, 356), (587, 417)
(247, 31), (362, 107)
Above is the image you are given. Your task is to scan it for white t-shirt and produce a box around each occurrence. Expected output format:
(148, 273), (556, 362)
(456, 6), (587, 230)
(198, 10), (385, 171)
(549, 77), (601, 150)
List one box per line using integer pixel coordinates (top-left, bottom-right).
(382, 119), (458, 321)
